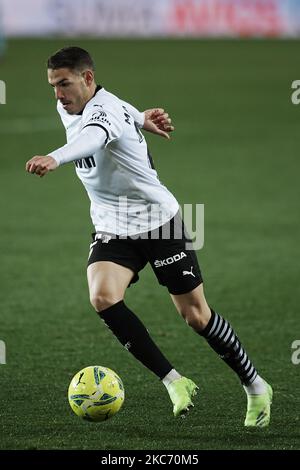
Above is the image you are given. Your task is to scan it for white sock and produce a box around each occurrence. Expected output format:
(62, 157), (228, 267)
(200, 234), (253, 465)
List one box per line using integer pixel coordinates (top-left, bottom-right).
(243, 375), (266, 395)
(162, 369), (182, 388)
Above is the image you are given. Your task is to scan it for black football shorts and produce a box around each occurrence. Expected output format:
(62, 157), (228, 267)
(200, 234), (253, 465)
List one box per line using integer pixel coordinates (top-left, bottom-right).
(87, 211), (203, 295)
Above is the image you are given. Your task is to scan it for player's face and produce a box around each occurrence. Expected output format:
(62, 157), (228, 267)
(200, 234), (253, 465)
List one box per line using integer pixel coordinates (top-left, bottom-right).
(48, 68), (93, 114)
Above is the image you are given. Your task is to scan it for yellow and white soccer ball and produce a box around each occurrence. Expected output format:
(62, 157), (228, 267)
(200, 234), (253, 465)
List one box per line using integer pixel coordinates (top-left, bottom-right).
(68, 366), (125, 422)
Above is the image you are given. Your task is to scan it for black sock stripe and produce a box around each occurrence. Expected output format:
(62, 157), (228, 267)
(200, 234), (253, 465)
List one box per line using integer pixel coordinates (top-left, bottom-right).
(233, 339), (241, 352)
(226, 348), (247, 367)
(238, 356), (252, 372)
(237, 350), (247, 364)
(236, 349), (249, 367)
(217, 321), (229, 340)
(243, 369), (256, 383)
(242, 359), (252, 372)
(206, 312), (220, 337)
(200, 311), (258, 386)
(227, 331), (236, 346)
(210, 316), (225, 338)
(247, 370), (258, 384)
(218, 323), (231, 341)
(245, 365), (255, 378)
(222, 327), (233, 344)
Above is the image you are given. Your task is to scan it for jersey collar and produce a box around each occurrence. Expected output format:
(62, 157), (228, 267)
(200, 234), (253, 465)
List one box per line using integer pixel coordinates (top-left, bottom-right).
(76, 84), (103, 116)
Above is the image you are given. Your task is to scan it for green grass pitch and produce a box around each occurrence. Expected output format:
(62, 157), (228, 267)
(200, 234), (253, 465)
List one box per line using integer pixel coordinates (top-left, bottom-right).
(0, 39), (299, 450)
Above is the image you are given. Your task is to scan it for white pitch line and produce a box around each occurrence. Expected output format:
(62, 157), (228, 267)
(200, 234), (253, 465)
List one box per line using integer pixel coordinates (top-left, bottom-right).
(0, 117), (62, 134)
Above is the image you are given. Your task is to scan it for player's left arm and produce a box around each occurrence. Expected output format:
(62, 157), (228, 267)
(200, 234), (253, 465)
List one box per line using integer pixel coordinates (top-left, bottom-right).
(143, 108), (174, 140)
(122, 101), (174, 140)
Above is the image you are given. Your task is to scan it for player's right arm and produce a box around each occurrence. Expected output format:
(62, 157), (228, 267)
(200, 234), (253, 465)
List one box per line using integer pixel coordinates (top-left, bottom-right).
(26, 101), (123, 177)
(26, 155), (58, 177)
(25, 125), (107, 177)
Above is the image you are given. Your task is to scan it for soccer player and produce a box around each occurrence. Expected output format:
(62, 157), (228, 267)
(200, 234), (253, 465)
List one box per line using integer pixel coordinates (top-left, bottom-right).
(26, 47), (272, 426)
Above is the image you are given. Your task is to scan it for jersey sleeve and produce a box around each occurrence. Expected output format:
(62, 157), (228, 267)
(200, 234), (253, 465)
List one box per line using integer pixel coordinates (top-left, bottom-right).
(48, 126), (107, 166)
(81, 103), (124, 144)
(121, 100), (145, 128)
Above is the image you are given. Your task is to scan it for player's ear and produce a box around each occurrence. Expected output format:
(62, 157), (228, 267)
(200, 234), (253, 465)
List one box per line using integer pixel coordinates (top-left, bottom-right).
(83, 70), (94, 87)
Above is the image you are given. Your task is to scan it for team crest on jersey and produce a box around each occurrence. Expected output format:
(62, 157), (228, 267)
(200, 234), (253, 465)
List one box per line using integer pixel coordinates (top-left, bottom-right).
(154, 252), (187, 268)
(88, 111), (111, 126)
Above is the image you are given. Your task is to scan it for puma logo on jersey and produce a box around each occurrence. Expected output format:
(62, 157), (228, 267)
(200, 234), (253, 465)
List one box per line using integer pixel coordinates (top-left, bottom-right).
(182, 266), (195, 278)
(154, 252), (187, 268)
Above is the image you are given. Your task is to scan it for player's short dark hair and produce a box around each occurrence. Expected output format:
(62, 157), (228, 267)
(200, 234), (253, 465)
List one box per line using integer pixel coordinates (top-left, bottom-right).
(47, 46), (95, 72)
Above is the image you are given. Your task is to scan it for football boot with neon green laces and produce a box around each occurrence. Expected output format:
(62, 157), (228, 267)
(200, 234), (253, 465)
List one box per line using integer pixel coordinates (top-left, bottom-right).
(167, 377), (198, 417)
(244, 382), (273, 427)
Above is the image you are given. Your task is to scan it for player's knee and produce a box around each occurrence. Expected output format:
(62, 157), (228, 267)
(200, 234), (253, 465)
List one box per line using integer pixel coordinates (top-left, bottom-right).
(180, 304), (211, 332)
(90, 292), (123, 312)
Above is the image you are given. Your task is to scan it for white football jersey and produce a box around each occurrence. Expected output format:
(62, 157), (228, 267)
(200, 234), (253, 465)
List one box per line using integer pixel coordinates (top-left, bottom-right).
(55, 86), (179, 235)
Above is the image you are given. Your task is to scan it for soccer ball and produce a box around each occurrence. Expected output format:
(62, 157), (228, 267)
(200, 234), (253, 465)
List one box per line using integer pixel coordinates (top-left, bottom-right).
(68, 365), (125, 422)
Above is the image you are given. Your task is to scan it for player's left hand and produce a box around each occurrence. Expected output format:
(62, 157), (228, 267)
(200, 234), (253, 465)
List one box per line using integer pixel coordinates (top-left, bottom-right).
(25, 155), (58, 177)
(143, 108), (175, 140)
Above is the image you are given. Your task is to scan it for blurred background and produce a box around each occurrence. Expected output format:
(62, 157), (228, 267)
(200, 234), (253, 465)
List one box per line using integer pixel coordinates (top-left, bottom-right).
(2, 0), (300, 38)
(0, 0), (299, 451)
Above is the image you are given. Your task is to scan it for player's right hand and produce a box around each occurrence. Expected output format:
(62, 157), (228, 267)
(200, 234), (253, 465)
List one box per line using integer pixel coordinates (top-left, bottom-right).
(25, 155), (58, 177)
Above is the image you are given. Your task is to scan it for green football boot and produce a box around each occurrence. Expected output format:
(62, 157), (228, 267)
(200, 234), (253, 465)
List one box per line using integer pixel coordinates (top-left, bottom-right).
(244, 382), (273, 427)
(167, 377), (198, 417)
